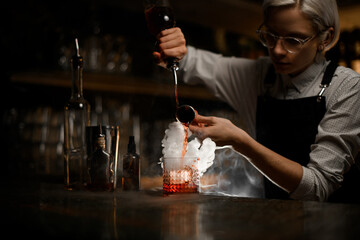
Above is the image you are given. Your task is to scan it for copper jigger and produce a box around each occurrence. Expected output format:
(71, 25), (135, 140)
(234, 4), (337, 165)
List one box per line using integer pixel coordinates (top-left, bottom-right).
(176, 105), (196, 125)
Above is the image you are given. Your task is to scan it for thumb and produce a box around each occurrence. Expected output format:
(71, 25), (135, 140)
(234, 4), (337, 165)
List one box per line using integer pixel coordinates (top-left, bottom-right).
(152, 51), (161, 64)
(189, 124), (207, 140)
(152, 51), (167, 68)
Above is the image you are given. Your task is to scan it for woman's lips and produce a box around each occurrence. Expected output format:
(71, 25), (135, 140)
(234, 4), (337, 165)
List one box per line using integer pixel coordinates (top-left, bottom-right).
(274, 61), (290, 65)
(273, 61), (291, 69)
(272, 61), (291, 73)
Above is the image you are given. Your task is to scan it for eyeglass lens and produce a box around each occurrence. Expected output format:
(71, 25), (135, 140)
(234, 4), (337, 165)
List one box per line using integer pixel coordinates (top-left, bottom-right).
(259, 32), (303, 53)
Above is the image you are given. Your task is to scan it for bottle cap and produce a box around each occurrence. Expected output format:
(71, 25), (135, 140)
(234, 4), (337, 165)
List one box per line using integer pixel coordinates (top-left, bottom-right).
(95, 125), (106, 149)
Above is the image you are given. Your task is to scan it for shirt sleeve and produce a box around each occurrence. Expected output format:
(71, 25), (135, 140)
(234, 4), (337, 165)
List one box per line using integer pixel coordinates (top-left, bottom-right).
(179, 46), (270, 137)
(290, 68), (360, 201)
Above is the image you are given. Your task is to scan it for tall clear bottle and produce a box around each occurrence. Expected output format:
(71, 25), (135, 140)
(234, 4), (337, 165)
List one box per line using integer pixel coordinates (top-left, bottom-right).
(64, 38), (91, 190)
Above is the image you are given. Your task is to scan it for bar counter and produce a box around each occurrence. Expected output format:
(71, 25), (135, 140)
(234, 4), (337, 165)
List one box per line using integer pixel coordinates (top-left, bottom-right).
(2, 178), (360, 240)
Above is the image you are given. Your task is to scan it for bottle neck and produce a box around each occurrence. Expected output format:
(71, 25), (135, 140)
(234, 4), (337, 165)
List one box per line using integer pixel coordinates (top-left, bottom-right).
(96, 136), (106, 150)
(127, 136), (136, 154)
(71, 56), (84, 99)
(128, 146), (136, 154)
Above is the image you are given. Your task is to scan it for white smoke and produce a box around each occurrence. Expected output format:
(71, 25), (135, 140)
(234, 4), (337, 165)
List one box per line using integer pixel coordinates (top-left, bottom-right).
(160, 121), (264, 198)
(201, 146), (264, 198)
(160, 121), (216, 177)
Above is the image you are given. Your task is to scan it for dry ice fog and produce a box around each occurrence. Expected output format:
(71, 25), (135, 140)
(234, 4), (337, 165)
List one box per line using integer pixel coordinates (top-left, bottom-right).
(160, 121), (264, 197)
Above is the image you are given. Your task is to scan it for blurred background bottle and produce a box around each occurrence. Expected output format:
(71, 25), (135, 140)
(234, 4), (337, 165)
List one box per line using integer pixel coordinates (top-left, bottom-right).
(122, 136), (140, 190)
(64, 38), (91, 190)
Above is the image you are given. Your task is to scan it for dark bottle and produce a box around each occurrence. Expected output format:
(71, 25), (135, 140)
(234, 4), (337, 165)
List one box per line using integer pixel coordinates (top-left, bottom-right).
(122, 136), (140, 190)
(64, 38), (91, 190)
(144, 0), (178, 70)
(88, 127), (114, 191)
(144, 4), (175, 36)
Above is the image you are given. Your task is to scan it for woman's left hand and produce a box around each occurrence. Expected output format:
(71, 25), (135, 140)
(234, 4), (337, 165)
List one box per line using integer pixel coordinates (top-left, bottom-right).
(190, 114), (304, 193)
(189, 114), (249, 148)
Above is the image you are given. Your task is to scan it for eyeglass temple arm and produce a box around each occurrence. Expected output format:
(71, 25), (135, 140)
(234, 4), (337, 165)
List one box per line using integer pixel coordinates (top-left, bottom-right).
(256, 23), (264, 33)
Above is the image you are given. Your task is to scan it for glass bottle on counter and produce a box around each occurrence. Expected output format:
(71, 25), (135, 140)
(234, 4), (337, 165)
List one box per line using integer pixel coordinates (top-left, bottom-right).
(87, 126), (114, 191)
(64, 38), (91, 190)
(122, 136), (140, 190)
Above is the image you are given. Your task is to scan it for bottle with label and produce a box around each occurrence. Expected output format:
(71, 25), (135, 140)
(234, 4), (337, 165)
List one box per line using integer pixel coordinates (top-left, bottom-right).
(88, 126), (114, 191)
(122, 136), (140, 190)
(64, 38), (91, 190)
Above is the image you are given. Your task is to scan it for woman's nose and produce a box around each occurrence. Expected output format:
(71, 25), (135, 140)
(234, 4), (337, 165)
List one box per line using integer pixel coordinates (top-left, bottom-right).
(272, 39), (287, 55)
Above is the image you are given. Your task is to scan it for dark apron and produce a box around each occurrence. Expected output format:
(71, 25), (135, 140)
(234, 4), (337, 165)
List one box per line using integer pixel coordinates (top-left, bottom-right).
(256, 62), (360, 203)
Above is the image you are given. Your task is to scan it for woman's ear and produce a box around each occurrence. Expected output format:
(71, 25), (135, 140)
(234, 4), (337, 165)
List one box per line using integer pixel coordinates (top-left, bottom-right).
(320, 27), (335, 52)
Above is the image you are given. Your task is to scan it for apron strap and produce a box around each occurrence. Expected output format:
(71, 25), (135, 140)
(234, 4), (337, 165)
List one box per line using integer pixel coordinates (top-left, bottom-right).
(317, 61), (338, 102)
(264, 61), (338, 100)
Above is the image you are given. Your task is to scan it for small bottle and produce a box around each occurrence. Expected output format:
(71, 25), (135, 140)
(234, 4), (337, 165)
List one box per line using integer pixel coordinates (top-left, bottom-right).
(88, 127), (114, 191)
(64, 38), (91, 190)
(122, 136), (140, 190)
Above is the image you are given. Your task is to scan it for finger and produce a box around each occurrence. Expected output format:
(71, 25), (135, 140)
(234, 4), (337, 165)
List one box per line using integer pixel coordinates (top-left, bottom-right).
(159, 39), (186, 52)
(160, 46), (186, 61)
(158, 38), (186, 58)
(189, 125), (207, 140)
(158, 27), (181, 37)
(194, 114), (216, 125)
(159, 31), (185, 45)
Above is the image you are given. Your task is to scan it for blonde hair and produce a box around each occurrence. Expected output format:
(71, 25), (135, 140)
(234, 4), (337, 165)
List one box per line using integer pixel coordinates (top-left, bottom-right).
(262, 0), (340, 52)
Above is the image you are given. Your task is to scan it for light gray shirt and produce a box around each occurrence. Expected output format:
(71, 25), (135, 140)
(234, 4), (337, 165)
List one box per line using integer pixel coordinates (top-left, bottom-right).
(179, 46), (360, 201)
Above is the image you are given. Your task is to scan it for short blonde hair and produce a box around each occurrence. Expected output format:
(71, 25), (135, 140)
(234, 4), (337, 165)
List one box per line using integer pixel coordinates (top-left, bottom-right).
(262, 0), (340, 52)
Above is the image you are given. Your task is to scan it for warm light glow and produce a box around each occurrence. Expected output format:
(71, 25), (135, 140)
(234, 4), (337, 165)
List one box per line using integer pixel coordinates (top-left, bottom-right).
(351, 60), (360, 74)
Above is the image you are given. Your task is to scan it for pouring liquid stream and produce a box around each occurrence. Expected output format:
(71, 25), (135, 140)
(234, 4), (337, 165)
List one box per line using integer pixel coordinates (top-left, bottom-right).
(145, 3), (199, 194)
(173, 66), (179, 110)
(145, 2), (194, 183)
(172, 66), (187, 165)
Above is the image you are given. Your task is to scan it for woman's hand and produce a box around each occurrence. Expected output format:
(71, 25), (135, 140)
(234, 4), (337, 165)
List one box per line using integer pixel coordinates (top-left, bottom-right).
(189, 114), (303, 193)
(189, 114), (249, 148)
(153, 27), (187, 68)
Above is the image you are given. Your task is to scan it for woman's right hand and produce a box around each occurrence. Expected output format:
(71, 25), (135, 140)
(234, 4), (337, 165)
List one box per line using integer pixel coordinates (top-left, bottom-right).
(153, 27), (187, 68)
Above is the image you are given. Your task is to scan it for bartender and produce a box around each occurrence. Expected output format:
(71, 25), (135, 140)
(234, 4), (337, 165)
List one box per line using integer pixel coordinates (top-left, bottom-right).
(153, 0), (360, 203)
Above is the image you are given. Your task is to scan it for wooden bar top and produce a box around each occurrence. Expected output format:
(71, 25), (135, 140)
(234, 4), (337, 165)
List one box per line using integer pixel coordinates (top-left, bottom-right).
(2, 179), (360, 239)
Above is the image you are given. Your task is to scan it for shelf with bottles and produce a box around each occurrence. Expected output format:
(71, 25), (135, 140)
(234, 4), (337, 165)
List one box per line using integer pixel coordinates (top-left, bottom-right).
(10, 70), (216, 101)
(330, 28), (360, 74)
